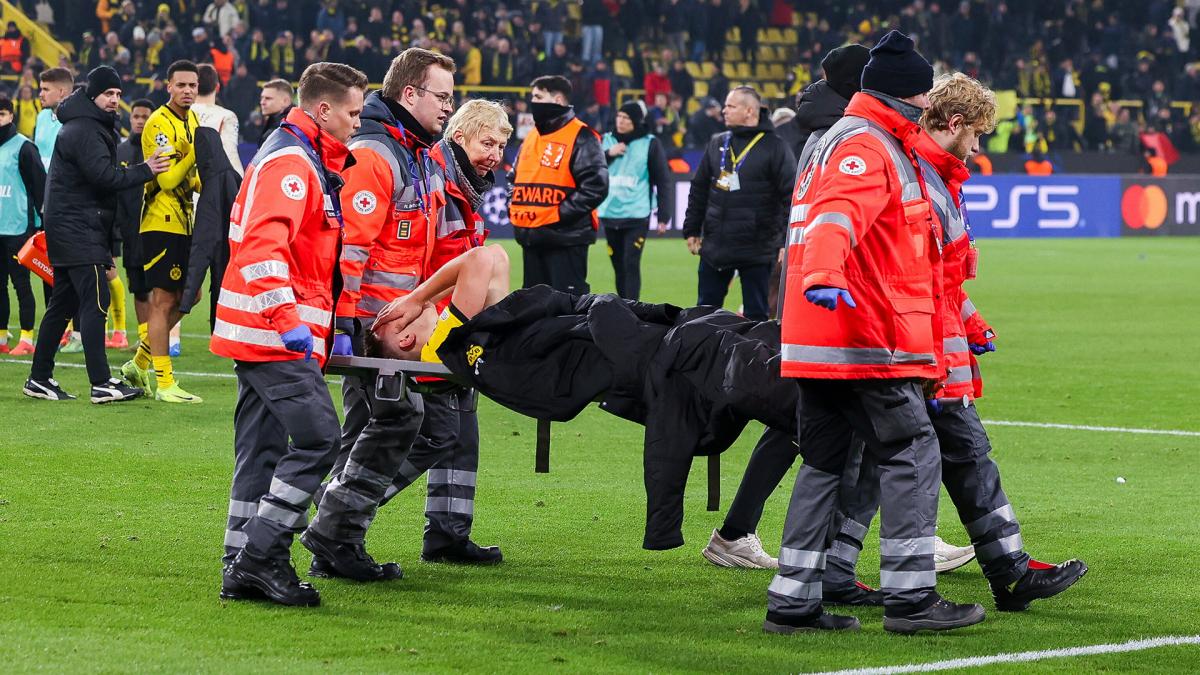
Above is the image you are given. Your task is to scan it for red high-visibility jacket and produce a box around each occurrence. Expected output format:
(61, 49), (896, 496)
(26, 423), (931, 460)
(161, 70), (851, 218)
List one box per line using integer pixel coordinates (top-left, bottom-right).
(427, 138), (486, 276)
(780, 93), (944, 380)
(336, 92), (449, 320)
(915, 133), (993, 403)
(210, 109), (350, 368)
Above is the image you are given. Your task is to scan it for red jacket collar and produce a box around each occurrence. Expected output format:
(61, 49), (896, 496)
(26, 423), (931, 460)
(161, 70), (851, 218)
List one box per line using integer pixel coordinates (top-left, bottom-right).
(915, 132), (970, 194)
(284, 107), (352, 173)
(844, 92), (926, 156)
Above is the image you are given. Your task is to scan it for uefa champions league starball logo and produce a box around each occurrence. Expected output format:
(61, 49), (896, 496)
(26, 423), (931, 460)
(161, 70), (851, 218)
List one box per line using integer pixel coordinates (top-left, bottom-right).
(481, 186), (510, 228)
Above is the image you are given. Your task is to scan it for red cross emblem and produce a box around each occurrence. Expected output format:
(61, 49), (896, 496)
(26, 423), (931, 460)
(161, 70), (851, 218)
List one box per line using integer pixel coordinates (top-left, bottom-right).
(839, 155), (867, 175)
(280, 174), (307, 200)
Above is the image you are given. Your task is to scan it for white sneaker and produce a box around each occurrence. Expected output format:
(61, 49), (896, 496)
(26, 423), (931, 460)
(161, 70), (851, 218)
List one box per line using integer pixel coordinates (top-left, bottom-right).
(702, 529), (779, 569)
(934, 535), (976, 573)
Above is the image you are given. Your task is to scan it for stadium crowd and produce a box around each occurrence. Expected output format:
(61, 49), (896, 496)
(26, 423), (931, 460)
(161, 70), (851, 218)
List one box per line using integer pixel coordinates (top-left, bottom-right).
(1, 0), (1200, 154)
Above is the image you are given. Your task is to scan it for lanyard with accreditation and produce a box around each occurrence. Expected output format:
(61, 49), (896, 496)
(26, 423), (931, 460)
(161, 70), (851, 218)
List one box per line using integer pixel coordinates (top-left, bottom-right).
(715, 131), (764, 192)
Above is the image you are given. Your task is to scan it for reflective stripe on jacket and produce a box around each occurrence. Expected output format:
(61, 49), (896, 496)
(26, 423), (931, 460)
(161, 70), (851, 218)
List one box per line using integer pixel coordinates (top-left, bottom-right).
(780, 92), (943, 380)
(336, 92), (447, 320)
(210, 108), (349, 368)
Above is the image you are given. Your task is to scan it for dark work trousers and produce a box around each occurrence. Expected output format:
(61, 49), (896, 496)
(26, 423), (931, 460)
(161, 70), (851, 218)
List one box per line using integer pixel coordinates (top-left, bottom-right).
(30, 264), (112, 385)
(307, 372), (424, 545)
(314, 379), (481, 550)
(0, 232), (36, 332)
(222, 359), (342, 564)
(601, 218), (649, 300)
(824, 402), (1031, 589)
(696, 258), (771, 321)
(521, 243), (590, 294)
(767, 379), (941, 618)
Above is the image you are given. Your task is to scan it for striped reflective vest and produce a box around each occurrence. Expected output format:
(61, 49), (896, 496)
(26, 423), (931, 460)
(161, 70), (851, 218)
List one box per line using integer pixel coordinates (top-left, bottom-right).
(335, 101), (448, 320)
(916, 133), (988, 403)
(510, 117), (599, 230)
(209, 109), (349, 368)
(780, 92), (943, 380)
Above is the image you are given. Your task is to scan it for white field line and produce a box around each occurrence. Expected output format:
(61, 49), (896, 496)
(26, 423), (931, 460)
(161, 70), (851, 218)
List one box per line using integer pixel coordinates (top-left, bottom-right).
(805, 635), (1200, 675)
(3, 356), (1200, 438)
(983, 419), (1200, 437)
(0, 358), (237, 379)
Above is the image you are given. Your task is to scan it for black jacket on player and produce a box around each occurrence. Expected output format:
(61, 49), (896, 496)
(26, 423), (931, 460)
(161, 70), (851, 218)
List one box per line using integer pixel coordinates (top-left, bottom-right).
(114, 131), (145, 264)
(681, 109), (795, 271)
(43, 89), (153, 268)
(181, 126), (243, 321)
(436, 286), (797, 551)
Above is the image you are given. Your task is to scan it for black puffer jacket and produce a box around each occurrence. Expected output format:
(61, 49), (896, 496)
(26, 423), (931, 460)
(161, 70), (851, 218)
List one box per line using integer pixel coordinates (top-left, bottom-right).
(786, 79), (849, 159)
(681, 110), (795, 270)
(43, 89), (153, 268)
(114, 131), (144, 263)
(512, 107), (608, 249)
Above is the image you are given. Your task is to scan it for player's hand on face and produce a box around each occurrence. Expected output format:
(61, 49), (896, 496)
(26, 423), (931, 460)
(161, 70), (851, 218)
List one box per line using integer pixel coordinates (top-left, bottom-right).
(372, 296), (424, 333)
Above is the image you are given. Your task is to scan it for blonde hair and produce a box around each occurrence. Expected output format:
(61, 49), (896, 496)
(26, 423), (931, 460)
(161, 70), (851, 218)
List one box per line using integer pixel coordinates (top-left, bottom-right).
(444, 99), (513, 142)
(921, 72), (997, 134)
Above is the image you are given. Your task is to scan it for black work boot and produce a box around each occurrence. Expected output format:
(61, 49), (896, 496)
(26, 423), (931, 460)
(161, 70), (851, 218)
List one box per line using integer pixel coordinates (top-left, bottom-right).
(991, 559), (1088, 612)
(883, 594), (985, 635)
(222, 552), (320, 606)
(421, 539), (503, 565)
(824, 580), (886, 606)
(300, 529), (403, 582)
(763, 610), (861, 634)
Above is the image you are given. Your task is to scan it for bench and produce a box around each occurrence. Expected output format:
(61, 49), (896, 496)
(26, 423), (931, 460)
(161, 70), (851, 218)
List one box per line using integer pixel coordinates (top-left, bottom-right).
(326, 355), (722, 511)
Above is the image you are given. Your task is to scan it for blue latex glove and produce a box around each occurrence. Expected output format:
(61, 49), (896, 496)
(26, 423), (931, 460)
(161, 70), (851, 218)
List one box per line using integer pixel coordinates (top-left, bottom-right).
(332, 333), (353, 356)
(280, 325), (314, 360)
(926, 399), (943, 416)
(804, 286), (857, 311)
(969, 340), (995, 356)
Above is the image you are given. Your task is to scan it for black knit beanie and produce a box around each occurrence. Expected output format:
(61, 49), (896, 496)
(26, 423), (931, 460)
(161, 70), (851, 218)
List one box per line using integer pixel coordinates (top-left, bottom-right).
(85, 66), (122, 99)
(821, 44), (871, 100)
(860, 31), (933, 99)
(619, 100), (645, 128)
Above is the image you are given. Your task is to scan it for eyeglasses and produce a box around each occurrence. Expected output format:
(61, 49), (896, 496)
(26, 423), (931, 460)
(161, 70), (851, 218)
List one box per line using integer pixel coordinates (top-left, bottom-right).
(414, 85), (454, 108)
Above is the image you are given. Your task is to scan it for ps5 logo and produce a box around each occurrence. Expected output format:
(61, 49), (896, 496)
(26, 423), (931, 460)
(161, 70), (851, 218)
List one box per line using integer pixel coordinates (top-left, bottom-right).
(962, 185), (1081, 229)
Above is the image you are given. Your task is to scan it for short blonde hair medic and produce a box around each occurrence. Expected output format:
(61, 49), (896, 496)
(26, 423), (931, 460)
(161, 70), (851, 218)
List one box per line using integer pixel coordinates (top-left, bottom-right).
(444, 99), (513, 142)
(921, 72), (997, 134)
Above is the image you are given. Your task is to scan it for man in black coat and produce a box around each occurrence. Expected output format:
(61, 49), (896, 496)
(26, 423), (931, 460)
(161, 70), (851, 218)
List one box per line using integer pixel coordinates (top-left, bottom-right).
(682, 86), (794, 321)
(180, 125), (242, 330)
(115, 98), (154, 339)
(23, 67), (167, 404)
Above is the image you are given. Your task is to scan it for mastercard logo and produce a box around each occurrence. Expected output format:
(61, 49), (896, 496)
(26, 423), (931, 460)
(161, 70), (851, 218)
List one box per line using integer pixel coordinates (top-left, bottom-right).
(1121, 185), (1168, 229)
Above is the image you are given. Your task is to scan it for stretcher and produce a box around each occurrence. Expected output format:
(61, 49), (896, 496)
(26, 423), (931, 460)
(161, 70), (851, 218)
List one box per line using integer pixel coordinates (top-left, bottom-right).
(325, 355), (723, 511)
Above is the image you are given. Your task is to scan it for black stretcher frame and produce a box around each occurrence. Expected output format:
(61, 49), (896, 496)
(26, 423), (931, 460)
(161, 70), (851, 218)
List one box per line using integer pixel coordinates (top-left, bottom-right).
(325, 355), (722, 511)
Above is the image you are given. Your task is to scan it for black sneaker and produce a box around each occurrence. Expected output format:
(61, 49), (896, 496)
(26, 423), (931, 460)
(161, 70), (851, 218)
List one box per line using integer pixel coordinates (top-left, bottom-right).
(883, 595), (986, 635)
(91, 378), (143, 404)
(300, 529), (403, 582)
(763, 610), (861, 634)
(22, 378), (76, 401)
(824, 580), (886, 606)
(222, 551), (320, 606)
(992, 559), (1088, 612)
(421, 539), (503, 565)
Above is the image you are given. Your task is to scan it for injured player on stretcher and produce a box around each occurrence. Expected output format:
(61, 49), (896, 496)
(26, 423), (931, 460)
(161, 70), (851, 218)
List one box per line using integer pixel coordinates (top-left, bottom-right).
(368, 245), (1086, 619)
(368, 244), (798, 551)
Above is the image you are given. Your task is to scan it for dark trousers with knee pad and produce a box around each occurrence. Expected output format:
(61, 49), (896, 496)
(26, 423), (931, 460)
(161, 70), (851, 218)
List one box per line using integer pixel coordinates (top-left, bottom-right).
(822, 402), (1030, 588)
(307, 373), (425, 545)
(767, 379), (941, 618)
(222, 359), (342, 564)
(379, 389), (480, 550)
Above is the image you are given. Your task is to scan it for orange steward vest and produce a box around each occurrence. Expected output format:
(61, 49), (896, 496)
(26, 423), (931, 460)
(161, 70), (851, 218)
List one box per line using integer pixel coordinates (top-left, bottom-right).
(510, 117), (599, 230)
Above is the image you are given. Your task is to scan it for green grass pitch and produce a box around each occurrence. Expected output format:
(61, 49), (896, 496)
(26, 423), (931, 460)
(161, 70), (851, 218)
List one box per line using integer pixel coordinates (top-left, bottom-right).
(1, 237), (1199, 673)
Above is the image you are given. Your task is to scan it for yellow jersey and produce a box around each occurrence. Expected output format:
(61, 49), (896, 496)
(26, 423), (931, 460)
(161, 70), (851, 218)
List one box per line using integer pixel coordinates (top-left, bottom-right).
(420, 305), (467, 364)
(140, 105), (201, 235)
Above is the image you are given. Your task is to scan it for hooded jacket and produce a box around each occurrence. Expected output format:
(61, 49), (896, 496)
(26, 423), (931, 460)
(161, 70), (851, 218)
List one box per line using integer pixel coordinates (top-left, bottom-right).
(789, 79), (850, 162)
(682, 109), (796, 270)
(181, 125), (243, 318)
(43, 89), (153, 268)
